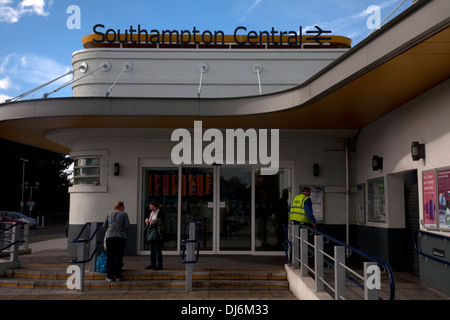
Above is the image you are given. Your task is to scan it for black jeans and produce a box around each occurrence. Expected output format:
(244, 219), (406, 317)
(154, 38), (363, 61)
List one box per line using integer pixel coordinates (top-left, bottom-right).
(106, 237), (126, 280)
(149, 240), (163, 268)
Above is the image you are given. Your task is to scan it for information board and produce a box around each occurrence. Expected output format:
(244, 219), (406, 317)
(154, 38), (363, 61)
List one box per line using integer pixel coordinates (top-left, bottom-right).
(368, 177), (385, 222)
(299, 185), (324, 223)
(148, 172), (213, 197)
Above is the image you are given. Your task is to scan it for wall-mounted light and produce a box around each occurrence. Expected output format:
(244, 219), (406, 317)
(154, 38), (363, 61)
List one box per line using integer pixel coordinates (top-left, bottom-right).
(114, 163), (120, 176)
(372, 155), (383, 171)
(313, 163), (319, 177)
(411, 141), (425, 161)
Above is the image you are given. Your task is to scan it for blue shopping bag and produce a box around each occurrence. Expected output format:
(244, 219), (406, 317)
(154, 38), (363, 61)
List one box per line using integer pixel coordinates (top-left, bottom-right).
(96, 252), (108, 273)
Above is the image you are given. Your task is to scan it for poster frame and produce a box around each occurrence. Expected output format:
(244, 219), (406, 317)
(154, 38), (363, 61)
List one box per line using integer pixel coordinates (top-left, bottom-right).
(357, 183), (366, 225)
(422, 169), (438, 230)
(298, 185), (324, 223)
(367, 177), (386, 222)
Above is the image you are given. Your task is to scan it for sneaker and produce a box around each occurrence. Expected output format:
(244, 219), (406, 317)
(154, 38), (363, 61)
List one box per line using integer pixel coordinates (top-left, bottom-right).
(145, 265), (155, 269)
(106, 278), (113, 282)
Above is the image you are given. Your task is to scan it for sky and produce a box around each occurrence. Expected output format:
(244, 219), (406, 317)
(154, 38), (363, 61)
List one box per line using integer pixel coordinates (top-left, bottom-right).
(0, 0), (414, 103)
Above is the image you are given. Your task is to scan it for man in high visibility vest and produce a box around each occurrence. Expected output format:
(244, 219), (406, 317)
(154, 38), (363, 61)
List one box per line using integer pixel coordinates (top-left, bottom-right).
(289, 187), (317, 229)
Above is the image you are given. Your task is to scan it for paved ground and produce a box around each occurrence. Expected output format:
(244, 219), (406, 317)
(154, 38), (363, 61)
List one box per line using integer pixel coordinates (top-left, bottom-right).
(1, 225), (449, 303)
(0, 225), (297, 302)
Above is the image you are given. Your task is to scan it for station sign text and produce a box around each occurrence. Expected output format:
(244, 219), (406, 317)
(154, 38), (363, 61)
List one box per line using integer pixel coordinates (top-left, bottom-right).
(93, 24), (332, 46)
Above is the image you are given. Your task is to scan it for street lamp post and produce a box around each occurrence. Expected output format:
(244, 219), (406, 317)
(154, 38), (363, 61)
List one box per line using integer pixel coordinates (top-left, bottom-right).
(20, 158), (28, 213)
(25, 181), (39, 217)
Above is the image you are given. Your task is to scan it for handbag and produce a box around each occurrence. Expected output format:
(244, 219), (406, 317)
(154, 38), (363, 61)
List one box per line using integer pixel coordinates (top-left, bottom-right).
(147, 228), (159, 242)
(96, 251), (108, 273)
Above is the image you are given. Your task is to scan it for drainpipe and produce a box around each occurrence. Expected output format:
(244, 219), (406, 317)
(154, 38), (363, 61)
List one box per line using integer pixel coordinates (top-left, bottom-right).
(345, 138), (350, 249)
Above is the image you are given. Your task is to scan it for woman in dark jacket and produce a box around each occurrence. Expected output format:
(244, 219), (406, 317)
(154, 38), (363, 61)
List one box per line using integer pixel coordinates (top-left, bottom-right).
(144, 200), (164, 270)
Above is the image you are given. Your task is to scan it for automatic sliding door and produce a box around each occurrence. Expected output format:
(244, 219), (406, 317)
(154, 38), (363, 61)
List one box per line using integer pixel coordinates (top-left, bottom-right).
(219, 167), (252, 251)
(181, 167), (214, 251)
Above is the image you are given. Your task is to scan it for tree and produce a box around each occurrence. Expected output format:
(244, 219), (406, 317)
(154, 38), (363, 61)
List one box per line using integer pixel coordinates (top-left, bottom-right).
(0, 139), (72, 215)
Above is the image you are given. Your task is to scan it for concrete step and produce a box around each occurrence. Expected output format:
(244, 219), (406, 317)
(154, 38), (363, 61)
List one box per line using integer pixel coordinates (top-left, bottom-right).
(0, 269), (289, 291)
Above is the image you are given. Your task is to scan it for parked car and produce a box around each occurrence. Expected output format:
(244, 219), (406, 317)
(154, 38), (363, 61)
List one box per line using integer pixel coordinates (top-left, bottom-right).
(0, 213), (22, 224)
(0, 211), (37, 227)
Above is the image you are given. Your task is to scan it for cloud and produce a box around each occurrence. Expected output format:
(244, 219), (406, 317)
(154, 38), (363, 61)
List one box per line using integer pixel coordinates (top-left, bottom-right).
(0, 93), (12, 103)
(239, 0), (262, 23)
(17, 54), (72, 85)
(354, 0), (401, 18)
(0, 76), (11, 90)
(1, 53), (71, 84)
(0, 0), (49, 23)
(303, 0), (410, 44)
(0, 53), (72, 100)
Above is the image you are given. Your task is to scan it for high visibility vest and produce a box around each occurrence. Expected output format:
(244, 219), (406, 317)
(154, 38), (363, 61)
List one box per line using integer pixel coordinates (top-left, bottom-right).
(289, 194), (312, 224)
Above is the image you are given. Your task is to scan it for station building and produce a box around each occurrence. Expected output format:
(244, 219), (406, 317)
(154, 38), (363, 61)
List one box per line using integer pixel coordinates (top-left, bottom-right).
(0, 0), (449, 295)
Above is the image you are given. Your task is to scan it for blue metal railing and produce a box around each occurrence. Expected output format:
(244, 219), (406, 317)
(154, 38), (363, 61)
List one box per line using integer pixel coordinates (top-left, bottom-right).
(285, 224), (396, 300)
(414, 230), (450, 267)
(70, 222), (103, 264)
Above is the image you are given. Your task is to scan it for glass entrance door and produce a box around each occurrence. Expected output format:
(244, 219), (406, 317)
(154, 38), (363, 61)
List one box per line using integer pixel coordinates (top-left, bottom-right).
(181, 167), (214, 251)
(218, 167), (252, 252)
(142, 165), (290, 254)
(180, 166), (253, 253)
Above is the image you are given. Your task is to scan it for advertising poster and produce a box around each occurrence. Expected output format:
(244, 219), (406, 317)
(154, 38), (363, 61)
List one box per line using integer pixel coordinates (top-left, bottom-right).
(368, 177), (385, 222)
(437, 168), (450, 231)
(299, 185), (324, 223)
(422, 171), (437, 229)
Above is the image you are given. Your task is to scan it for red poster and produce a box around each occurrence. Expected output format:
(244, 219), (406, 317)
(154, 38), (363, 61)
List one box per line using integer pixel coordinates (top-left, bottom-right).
(422, 171), (436, 228)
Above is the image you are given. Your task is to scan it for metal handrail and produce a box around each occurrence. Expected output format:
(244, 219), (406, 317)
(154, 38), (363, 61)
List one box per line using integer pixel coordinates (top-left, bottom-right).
(181, 221), (201, 264)
(0, 241), (25, 253)
(311, 225), (395, 300)
(0, 222), (25, 253)
(70, 240), (104, 264)
(282, 225), (292, 264)
(414, 230), (450, 266)
(71, 222), (102, 243)
(0, 222), (24, 236)
(289, 224), (395, 300)
(69, 222), (103, 264)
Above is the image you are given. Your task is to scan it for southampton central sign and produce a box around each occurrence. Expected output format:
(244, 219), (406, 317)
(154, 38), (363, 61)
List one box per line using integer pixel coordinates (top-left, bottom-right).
(92, 24), (332, 46)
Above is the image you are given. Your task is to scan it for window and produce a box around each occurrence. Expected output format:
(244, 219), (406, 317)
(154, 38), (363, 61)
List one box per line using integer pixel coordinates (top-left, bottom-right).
(69, 150), (108, 193)
(73, 157), (101, 185)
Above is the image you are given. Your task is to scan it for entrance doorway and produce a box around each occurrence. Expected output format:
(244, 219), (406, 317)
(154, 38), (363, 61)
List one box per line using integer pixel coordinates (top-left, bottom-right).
(140, 164), (291, 254)
(404, 170), (420, 274)
(180, 166), (251, 253)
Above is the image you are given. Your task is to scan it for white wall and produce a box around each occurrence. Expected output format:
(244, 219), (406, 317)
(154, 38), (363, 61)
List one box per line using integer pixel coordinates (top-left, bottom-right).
(49, 127), (357, 226)
(71, 48), (347, 98)
(356, 78), (450, 229)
